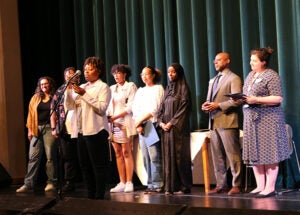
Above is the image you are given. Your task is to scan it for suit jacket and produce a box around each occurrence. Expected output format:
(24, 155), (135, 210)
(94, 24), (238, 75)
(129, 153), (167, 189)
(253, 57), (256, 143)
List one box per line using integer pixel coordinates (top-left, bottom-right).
(206, 68), (242, 129)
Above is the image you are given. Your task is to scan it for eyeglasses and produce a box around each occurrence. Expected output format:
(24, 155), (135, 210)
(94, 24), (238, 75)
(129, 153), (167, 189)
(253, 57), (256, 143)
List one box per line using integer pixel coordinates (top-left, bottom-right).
(140, 73), (152, 77)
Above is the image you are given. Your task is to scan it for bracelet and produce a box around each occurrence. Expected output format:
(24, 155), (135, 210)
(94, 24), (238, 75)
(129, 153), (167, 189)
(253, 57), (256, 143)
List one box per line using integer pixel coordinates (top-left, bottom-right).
(51, 127), (56, 131)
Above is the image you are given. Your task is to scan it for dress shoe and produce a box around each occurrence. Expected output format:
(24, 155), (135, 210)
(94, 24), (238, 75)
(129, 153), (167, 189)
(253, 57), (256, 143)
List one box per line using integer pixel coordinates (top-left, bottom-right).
(228, 186), (241, 195)
(244, 191), (260, 197)
(62, 181), (75, 192)
(208, 186), (229, 194)
(244, 189), (262, 197)
(255, 191), (276, 198)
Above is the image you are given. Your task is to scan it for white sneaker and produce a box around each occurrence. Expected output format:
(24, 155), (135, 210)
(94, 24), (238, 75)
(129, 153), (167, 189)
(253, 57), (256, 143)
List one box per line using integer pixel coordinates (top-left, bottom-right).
(110, 182), (126, 193)
(16, 185), (30, 193)
(124, 182), (134, 193)
(45, 183), (55, 192)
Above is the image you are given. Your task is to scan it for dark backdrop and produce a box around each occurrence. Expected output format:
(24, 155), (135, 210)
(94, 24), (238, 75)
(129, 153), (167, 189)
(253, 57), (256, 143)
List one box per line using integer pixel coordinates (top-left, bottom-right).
(18, 0), (300, 188)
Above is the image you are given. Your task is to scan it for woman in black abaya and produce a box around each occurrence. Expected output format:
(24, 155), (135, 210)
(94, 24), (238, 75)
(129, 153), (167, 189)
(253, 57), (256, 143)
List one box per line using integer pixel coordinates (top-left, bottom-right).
(158, 63), (192, 195)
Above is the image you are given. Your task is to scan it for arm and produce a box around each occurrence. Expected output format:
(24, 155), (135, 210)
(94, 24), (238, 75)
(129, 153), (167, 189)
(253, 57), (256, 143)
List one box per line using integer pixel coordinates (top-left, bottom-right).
(50, 110), (58, 138)
(136, 85), (164, 127)
(218, 74), (243, 111)
(64, 88), (77, 110)
(26, 95), (37, 140)
(246, 95), (283, 105)
(80, 82), (111, 116)
(109, 83), (137, 122)
(245, 70), (283, 106)
(162, 86), (190, 131)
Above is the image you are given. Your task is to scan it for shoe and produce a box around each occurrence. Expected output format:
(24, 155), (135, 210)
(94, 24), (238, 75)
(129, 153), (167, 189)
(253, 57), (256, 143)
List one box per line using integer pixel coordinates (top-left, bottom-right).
(208, 186), (229, 194)
(154, 187), (163, 193)
(124, 182), (134, 193)
(174, 189), (191, 195)
(16, 185), (30, 193)
(62, 181), (75, 192)
(244, 190), (262, 197)
(174, 191), (184, 195)
(255, 191), (276, 198)
(228, 186), (241, 195)
(45, 183), (56, 192)
(110, 182), (126, 193)
(144, 187), (162, 194)
(144, 188), (153, 194)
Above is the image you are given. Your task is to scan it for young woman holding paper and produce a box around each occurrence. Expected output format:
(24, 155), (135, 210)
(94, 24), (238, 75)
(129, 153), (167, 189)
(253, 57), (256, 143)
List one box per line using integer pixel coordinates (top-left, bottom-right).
(132, 66), (164, 194)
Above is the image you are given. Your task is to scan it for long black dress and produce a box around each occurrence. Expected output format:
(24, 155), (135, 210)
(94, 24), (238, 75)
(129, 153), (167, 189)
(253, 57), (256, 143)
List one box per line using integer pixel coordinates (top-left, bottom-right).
(158, 79), (192, 193)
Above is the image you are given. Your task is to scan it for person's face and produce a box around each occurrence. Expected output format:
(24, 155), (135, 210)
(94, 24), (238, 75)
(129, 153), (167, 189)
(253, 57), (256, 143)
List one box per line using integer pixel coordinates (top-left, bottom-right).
(84, 64), (99, 83)
(40, 79), (50, 94)
(214, 54), (229, 72)
(250, 54), (266, 72)
(140, 68), (155, 86)
(65, 69), (79, 84)
(167, 66), (178, 82)
(113, 70), (126, 85)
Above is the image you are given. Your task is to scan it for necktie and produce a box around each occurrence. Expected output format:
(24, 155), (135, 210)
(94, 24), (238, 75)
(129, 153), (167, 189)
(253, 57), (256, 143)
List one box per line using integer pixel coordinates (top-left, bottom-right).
(211, 74), (222, 101)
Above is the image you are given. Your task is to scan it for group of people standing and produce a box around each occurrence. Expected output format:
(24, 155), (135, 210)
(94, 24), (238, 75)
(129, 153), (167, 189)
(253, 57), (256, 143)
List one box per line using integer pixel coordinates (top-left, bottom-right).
(16, 46), (290, 199)
(16, 57), (193, 198)
(202, 47), (290, 198)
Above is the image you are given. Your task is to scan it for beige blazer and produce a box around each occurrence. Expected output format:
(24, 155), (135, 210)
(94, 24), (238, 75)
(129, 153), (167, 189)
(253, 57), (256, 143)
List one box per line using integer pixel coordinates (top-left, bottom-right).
(206, 68), (242, 129)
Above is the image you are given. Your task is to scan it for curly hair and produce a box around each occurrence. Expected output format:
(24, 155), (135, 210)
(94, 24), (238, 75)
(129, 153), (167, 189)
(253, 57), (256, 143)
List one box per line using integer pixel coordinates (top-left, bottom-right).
(35, 76), (56, 99)
(83, 56), (105, 79)
(110, 64), (132, 81)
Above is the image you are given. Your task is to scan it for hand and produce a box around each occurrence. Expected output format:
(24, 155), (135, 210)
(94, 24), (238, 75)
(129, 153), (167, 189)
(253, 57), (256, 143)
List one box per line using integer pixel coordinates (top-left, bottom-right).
(28, 131), (33, 141)
(160, 122), (172, 132)
(201, 101), (219, 112)
(51, 130), (58, 138)
(108, 116), (114, 123)
(245, 96), (259, 104)
(72, 84), (86, 96)
(137, 126), (144, 135)
(201, 101), (210, 112)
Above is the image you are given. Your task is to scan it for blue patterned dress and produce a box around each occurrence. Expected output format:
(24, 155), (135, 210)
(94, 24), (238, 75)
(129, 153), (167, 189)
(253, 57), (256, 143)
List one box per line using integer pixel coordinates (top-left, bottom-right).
(242, 69), (290, 164)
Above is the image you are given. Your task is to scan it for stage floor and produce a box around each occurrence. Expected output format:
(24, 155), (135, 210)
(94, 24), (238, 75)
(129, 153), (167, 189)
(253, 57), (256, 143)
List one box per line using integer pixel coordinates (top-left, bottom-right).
(1, 184), (300, 214)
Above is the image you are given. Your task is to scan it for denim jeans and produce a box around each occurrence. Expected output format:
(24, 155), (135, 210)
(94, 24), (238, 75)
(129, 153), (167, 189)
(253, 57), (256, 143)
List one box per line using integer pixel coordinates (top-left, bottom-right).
(138, 134), (163, 189)
(24, 124), (57, 189)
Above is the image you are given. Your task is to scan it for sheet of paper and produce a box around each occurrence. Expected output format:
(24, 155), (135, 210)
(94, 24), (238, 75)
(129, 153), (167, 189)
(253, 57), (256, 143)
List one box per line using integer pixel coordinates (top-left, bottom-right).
(141, 121), (160, 147)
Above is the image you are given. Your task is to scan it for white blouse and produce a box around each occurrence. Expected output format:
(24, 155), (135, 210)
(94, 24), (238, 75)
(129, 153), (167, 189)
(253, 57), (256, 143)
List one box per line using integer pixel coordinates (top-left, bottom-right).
(132, 84), (164, 124)
(64, 79), (111, 137)
(107, 81), (137, 137)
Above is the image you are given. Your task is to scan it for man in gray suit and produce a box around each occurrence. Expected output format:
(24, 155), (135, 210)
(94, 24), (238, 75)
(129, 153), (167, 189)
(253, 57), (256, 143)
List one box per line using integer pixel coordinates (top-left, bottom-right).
(201, 52), (242, 195)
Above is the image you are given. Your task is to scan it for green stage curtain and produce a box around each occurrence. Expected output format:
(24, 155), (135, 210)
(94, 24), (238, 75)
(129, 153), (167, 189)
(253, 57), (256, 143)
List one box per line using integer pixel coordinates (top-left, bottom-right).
(18, 0), (300, 188)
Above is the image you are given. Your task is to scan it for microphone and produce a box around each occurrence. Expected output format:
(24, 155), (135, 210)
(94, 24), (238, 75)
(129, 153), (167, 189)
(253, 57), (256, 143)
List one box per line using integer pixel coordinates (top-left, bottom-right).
(67, 70), (81, 84)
